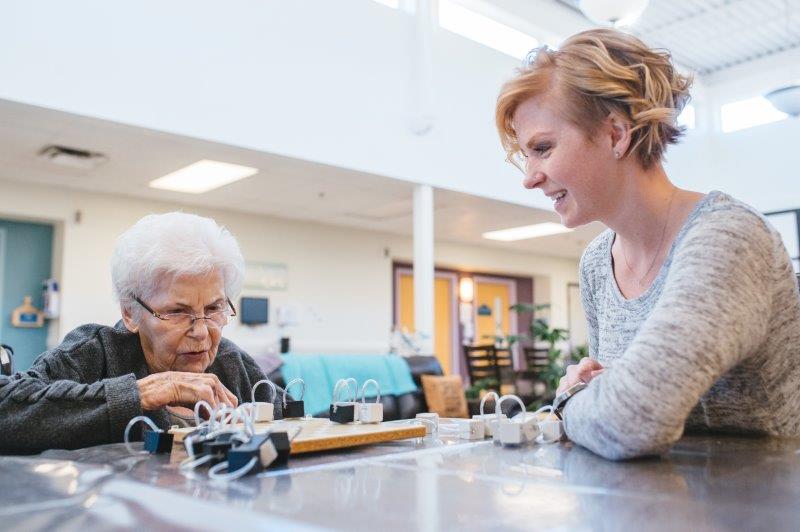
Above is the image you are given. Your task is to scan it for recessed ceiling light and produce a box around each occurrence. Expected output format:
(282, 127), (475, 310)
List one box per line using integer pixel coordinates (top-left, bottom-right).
(149, 159), (258, 194)
(482, 222), (573, 241)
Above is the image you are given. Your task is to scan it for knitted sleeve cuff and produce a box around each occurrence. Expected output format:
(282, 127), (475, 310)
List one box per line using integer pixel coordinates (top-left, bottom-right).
(104, 373), (143, 442)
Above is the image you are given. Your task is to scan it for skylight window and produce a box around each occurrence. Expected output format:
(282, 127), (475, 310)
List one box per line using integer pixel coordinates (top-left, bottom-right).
(721, 96), (788, 133)
(677, 103), (695, 130)
(372, 0), (400, 8)
(438, 0), (538, 59)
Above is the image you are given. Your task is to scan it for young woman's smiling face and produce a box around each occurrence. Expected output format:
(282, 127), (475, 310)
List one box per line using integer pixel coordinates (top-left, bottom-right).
(512, 92), (621, 228)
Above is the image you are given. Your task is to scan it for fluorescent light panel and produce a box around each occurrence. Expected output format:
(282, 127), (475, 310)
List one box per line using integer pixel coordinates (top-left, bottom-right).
(438, 0), (538, 60)
(721, 96), (788, 133)
(149, 159), (258, 194)
(483, 222), (573, 242)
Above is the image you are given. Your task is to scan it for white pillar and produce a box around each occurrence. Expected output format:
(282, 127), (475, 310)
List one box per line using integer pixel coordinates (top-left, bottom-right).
(409, 0), (435, 135)
(413, 184), (435, 355)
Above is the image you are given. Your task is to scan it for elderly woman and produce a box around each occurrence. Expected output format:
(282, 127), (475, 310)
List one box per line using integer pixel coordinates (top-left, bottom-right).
(0, 212), (283, 452)
(496, 29), (800, 460)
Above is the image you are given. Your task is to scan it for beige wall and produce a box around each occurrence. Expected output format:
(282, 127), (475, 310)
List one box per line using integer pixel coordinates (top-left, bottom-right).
(0, 179), (582, 354)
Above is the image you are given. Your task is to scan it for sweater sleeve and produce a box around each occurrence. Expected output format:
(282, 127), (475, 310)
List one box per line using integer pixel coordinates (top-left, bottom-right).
(0, 349), (143, 452)
(563, 208), (776, 460)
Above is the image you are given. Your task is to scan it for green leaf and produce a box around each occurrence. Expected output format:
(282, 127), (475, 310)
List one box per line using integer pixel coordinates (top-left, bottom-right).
(509, 303), (551, 314)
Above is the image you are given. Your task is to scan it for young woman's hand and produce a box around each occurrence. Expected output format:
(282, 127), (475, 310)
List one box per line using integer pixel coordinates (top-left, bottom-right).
(556, 357), (605, 395)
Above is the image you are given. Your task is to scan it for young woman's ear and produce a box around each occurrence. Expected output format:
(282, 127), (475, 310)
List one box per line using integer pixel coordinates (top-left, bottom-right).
(608, 113), (633, 160)
(121, 304), (139, 333)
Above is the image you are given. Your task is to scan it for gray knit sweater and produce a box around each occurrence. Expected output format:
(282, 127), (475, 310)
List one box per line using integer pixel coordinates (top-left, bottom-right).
(0, 322), (284, 453)
(564, 191), (800, 460)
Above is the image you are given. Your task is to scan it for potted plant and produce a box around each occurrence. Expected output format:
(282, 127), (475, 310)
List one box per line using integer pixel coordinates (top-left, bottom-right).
(500, 303), (584, 408)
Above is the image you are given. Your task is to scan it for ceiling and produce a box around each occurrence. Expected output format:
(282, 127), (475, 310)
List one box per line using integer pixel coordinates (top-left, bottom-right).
(0, 99), (602, 260)
(557, 0), (800, 75)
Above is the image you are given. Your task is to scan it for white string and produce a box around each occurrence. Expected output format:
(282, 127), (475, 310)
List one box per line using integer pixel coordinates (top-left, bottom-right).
(124, 415), (161, 455)
(331, 379), (352, 413)
(251, 379), (277, 404)
(360, 379), (381, 404)
(193, 400), (214, 427)
(480, 391), (500, 417)
(283, 378), (305, 408)
(208, 457), (258, 481)
(179, 453), (215, 471)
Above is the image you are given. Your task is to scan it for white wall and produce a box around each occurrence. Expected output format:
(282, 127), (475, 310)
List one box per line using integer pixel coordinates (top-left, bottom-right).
(0, 0), (550, 211)
(664, 47), (800, 213)
(0, 179), (580, 354)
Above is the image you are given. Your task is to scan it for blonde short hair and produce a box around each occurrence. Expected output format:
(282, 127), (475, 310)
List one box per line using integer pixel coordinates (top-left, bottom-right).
(496, 29), (692, 169)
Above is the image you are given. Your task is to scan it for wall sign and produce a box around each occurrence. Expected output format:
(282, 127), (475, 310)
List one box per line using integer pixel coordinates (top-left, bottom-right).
(244, 262), (288, 291)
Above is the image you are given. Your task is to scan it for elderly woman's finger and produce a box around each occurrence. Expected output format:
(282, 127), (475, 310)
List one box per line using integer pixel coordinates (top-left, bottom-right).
(202, 373), (238, 407)
(195, 384), (218, 409)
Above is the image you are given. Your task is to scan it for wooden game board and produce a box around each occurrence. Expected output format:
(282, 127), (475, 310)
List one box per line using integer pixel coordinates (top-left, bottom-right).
(169, 418), (426, 454)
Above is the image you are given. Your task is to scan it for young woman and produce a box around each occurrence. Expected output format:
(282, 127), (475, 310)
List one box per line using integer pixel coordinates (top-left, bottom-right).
(496, 29), (800, 460)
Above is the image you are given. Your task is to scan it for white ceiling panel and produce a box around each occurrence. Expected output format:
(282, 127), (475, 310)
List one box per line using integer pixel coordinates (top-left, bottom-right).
(0, 99), (600, 260)
(555, 0), (800, 75)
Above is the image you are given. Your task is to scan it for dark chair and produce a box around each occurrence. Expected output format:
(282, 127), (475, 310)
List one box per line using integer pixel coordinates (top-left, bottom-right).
(494, 347), (516, 386)
(523, 346), (550, 376)
(463, 344), (501, 386)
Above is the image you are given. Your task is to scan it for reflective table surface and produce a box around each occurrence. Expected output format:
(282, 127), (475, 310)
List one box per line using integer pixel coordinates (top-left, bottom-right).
(2, 430), (799, 531)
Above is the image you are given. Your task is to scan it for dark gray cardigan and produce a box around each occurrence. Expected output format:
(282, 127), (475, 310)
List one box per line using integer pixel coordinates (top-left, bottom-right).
(0, 322), (284, 453)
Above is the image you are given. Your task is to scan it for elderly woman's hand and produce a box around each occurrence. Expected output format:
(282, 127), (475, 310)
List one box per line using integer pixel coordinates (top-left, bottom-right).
(556, 357), (605, 396)
(136, 372), (239, 411)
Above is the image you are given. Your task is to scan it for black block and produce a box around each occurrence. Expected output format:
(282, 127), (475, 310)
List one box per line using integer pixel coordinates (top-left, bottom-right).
(143, 430), (173, 454)
(284, 400), (305, 418)
(202, 431), (239, 460)
(329, 403), (355, 424)
(269, 431), (291, 466)
(228, 433), (276, 473)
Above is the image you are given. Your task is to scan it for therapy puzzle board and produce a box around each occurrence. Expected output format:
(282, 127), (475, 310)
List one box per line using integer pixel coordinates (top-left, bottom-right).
(169, 418), (427, 454)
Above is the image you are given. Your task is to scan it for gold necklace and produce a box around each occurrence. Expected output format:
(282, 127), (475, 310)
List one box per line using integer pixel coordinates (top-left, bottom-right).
(621, 188), (678, 287)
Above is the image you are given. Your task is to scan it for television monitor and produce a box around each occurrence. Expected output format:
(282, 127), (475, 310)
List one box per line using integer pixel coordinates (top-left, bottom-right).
(240, 297), (269, 325)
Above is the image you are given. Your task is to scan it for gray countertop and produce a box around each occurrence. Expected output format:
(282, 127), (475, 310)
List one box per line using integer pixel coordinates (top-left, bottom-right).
(2, 430), (799, 531)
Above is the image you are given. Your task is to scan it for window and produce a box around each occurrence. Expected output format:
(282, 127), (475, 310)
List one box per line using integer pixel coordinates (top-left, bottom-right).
(721, 96), (788, 133)
(677, 103), (695, 130)
(438, 0), (538, 59)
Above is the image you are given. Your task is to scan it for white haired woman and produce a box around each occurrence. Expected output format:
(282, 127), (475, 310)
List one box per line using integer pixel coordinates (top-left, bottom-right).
(0, 212), (284, 452)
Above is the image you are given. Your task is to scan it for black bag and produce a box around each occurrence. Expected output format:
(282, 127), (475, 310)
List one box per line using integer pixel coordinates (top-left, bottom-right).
(0, 344), (13, 376)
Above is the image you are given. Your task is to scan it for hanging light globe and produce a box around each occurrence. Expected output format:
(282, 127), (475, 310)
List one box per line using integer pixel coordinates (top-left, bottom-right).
(578, 0), (650, 27)
(765, 85), (800, 117)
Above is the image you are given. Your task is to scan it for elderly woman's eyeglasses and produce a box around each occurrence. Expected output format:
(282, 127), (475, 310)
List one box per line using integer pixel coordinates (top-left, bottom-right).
(134, 297), (237, 329)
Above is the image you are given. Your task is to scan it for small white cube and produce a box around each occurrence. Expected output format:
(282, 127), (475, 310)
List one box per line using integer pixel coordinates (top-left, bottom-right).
(539, 419), (564, 442)
(252, 402), (274, 423)
(495, 419), (540, 446)
(456, 418), (485, 440)
(472, 414), (507, 437)
(358, 402), (384, 424)
(415, 413), (439, 434)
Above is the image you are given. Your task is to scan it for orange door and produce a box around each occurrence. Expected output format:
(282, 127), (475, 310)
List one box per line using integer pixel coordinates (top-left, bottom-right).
(397, 273), (454, 374)
(474, 281), (511, 346)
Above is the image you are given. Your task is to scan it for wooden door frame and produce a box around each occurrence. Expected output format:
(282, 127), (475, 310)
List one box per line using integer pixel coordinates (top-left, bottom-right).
(473, 274), (520, 369)
(393, 266), (459, 375)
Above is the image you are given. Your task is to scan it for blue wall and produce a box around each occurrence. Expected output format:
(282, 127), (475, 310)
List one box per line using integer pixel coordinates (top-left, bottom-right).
(0, 219), (53, 371)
